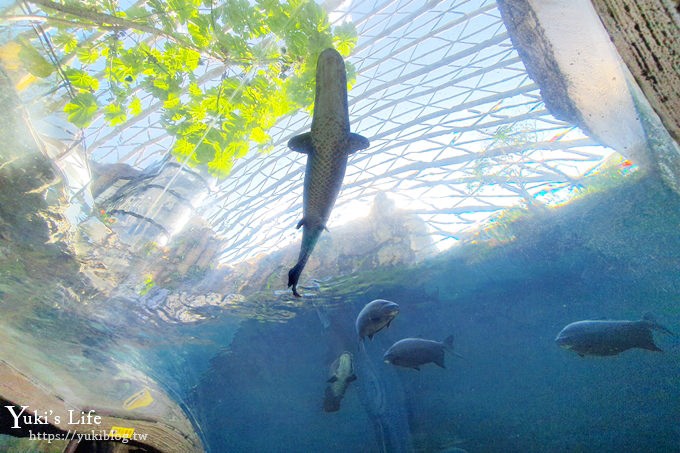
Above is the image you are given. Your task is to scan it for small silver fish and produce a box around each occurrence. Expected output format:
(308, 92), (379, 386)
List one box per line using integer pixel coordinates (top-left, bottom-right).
(355, 299), (400, 340)
(555, 313), (674, 357)
(384, 336), (459, 370)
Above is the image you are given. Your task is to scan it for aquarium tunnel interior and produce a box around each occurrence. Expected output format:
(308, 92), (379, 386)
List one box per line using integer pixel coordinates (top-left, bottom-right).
(0, 0), (679, 452)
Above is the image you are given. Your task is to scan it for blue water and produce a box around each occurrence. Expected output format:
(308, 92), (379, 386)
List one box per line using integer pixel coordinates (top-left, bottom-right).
(183, 175), (680, 452)
(2, 159), (677, 453)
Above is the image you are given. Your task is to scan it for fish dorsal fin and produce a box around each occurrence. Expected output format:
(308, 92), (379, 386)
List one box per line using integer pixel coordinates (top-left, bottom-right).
(289, 132), (314, 154)
(347, 133), (370, 154)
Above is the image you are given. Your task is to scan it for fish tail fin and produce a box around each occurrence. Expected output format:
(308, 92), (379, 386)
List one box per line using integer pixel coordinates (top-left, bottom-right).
(323, 387), (342, 412)
(640, 318), (665, 352)
(647, 344), (664, 352)
(443, 334), (464, 359)
(434, 353), (446, 369)
(641, 334), (663, 352)
(288, 263), (304, 297)
(642, 313), (675, 336)
(443, 335), (454, 349)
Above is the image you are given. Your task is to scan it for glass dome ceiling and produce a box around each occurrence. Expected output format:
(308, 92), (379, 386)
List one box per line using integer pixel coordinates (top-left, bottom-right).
(7, 0), (615, 265)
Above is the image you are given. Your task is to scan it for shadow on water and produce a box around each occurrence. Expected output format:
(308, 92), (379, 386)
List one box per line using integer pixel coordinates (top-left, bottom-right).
(355, 340), (412, 453)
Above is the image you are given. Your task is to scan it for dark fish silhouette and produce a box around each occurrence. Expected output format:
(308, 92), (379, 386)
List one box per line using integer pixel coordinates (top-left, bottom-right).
(323, 351), (357, 412)
(384, 336), (459, 370)
(555, 313), (674, 357)
(287, 48), (370, 297)
(355, 299), (400, 340)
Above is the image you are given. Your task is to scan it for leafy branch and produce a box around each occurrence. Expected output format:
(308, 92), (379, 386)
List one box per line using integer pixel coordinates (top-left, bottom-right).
(29, 0), (222, 60)
(10, 0), (359, 177)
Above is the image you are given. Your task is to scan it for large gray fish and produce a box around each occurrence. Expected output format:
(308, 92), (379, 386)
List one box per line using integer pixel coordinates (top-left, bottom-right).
(323, 351), (357, 412)
(555, 314), (674, 357)
(287, 48), (370, 297)
(355, 299), (400, 340)
(384, 336), (458, 370)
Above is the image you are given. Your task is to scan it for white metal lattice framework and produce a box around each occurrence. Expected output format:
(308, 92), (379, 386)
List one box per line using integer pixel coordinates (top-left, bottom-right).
(202, 0), (612, 263)
(7, 0), (614, 264)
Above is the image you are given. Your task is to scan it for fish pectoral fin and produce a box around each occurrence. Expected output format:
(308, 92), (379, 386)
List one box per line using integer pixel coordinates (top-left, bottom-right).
(412, 366), (421, 371)
(288, 132), (314, 154)
(296, 219), (305, 229)
(347, 374), (358, 382)
(327, 376), (338, 383)
(347, 133), (370, 154)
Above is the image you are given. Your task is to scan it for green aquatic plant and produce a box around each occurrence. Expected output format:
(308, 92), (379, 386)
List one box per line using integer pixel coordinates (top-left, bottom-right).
(9, 0), (358, 177)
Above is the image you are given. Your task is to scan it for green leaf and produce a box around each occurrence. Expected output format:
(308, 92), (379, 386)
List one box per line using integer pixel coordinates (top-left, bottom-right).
(168, 0), (200, 24)
(228, 140), (250, 158)
(64, 93), (98, 128)
(186, 100), (207, 121)
(152, 77), (170, 91)
(76, 46), (100, 65)
(333, 23), (358, 56)
(195, 141), (216, 162)
(163, 92), (181, 109)
(250, 126), (270, 144)
(181, 48), (201, 72)
(207, 150), (234, 177)
(216, 34), (250, 61)
(188, 82), (202, 98)
(52, 32), (78, 54)
(188, 19), (212, 48)
(173, 138), (198, 161)
(125, 5), (149, 19)
(103, 103), (127, 126)
(129, 97), (143, 116)
(64, 68), (99, 91)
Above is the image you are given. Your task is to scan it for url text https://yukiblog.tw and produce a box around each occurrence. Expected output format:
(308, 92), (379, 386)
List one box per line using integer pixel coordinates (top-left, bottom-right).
(29, 427), (147, 444)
